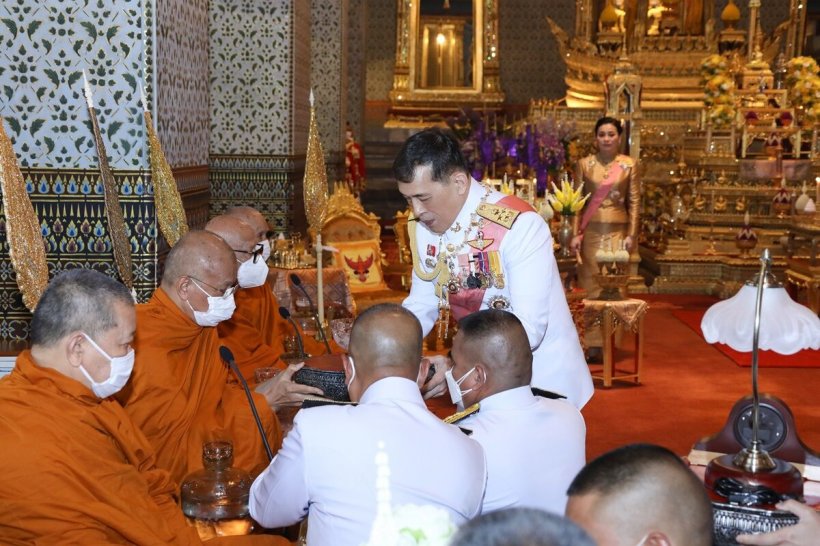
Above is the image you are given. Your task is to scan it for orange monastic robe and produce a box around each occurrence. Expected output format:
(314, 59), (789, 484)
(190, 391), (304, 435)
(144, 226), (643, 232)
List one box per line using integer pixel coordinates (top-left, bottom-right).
(122, 288), (282, 484)
(0, 350), (201, 545)
(218, 284), (339, 382)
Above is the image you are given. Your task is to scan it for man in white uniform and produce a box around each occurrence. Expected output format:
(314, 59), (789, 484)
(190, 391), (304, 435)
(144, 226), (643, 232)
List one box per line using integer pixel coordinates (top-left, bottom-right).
(394, 128), (593, 409)
(248, 304), (486, 546)
(448, 309), (586, 515)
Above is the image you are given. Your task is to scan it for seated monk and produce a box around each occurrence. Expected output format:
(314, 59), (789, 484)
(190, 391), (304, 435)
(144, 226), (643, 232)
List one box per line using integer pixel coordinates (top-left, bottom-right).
(220, 206), (339, 382)
(0, 269), (288, 546)
(207, 214), (323, 406)
(121, 230), (286, 483)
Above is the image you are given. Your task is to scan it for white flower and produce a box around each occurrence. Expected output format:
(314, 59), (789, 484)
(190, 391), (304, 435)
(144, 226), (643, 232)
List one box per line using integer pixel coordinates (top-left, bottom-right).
(394, 504), (456, 546)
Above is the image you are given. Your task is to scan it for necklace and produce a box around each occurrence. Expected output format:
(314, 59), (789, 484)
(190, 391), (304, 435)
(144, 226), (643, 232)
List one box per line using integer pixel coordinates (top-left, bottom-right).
(594, 154), (619, 179)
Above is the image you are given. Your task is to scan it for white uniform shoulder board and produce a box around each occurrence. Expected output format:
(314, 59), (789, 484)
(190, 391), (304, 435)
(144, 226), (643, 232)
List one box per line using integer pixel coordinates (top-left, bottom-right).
(476, 203), (520, 229)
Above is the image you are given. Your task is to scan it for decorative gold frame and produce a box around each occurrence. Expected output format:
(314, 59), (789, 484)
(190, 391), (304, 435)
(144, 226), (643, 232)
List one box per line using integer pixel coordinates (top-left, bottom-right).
(389, 0), (504, 116)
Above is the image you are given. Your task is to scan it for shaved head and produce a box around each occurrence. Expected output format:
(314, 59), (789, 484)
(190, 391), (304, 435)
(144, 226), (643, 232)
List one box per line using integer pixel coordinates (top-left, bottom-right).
(566, 444), (713, 546)
(226, 206), (270, 240)
(348, 304), (423, 380)
(161, 230), (236, 291)
(205, 215), (258, 257)
(456, 310), (532, 388)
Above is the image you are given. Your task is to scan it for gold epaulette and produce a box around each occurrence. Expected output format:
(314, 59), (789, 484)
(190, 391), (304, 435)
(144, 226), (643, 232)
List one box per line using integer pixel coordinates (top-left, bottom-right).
(443, 403), (480, 425)
(476, 202), (520, 229)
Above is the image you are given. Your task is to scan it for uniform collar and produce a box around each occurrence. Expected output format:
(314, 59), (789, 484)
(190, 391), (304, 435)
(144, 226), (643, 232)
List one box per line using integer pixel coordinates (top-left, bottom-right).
(359, 376), (425, 406)
(479, 385), (538, 412)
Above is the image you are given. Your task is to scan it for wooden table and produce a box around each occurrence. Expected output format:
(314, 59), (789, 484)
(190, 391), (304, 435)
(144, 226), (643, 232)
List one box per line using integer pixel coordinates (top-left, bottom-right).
(583, 298), (648, 388)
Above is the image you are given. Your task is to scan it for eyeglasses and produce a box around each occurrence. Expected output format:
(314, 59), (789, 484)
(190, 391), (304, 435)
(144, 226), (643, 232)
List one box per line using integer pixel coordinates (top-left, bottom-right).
(232, 243), (264, 264)
(188, 276), (238, 298)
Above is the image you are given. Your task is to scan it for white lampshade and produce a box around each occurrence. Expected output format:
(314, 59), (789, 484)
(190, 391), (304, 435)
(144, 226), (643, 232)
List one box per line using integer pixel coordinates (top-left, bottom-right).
(702, 284), (820, 354)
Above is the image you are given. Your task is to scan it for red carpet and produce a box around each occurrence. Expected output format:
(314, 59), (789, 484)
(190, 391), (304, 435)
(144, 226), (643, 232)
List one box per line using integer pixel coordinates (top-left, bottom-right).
(672, 309), (820, 368)
(582, 294), (820, 461)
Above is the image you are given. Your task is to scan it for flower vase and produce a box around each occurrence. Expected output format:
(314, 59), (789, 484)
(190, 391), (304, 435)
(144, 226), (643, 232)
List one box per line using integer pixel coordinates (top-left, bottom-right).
(557, 215), (574, 257)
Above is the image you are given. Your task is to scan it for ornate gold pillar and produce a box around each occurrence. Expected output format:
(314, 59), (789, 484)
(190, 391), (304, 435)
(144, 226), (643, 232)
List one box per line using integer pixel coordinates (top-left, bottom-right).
(747, 0), (761, 60)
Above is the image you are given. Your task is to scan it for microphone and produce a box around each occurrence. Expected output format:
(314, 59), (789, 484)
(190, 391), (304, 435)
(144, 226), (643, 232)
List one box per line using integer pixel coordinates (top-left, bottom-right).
(219, 346), (274, 462)
(289, 273), (332, 354)
(278, 306), (306, 358)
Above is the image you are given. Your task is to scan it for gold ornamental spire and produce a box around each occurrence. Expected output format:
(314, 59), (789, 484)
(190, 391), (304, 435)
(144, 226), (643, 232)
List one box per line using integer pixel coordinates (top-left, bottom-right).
(303, 89), (328, 234)
(141, 88), (188, 246)
(0, 118), (48, 310)
(83, 71), (134, 291)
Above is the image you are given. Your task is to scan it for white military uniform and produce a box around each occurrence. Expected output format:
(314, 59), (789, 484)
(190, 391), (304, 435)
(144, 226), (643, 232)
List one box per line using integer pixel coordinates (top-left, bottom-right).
(249, 377), (487, 546)
(403, 179), (594, 408)
(457, 386), (586, 514)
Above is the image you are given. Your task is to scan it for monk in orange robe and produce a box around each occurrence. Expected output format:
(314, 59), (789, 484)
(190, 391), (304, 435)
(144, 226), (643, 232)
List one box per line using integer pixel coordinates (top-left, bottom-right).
(121, 231), (284, 483)
(207, 215), (324, 411)
(221, 206), (340, 380)
(0, 269), (289, 546)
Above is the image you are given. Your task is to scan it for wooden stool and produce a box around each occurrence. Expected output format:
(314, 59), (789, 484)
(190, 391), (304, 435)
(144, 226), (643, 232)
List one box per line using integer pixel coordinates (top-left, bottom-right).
(583, 298), (648, 388)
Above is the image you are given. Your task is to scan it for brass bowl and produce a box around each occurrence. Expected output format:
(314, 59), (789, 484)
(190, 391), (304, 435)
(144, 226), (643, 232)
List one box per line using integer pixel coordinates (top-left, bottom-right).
(595, 274), (630, 301)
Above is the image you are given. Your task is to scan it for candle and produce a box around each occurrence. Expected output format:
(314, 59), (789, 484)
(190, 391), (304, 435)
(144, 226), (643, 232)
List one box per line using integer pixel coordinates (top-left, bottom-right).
(316, 233), (324, 327)
(139, 84), (148, 112)
(816, 177), (819, 205)
(82, 69), (94, 109)
(744, 210), (750, 226)
(309, 88), (314, 109)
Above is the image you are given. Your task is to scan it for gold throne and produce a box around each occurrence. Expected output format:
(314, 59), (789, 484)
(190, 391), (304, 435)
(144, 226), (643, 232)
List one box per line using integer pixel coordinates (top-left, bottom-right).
(320, 183), (408, 312)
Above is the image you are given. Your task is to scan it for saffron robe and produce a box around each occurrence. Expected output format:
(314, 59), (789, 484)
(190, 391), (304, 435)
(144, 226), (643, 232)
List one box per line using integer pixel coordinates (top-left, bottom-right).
(122, 288), (282, 484)
(218, 284), (339, 382)
(0, 350), (202, 545)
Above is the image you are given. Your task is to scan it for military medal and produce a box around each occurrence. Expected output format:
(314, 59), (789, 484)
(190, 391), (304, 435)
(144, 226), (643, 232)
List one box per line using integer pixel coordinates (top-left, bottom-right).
(425, 257), (436, 268)
(466, 274), (481, 289)
(488, 251), (505, 289)
(447, 279), (460, 294)
(488, 295), (511, 310)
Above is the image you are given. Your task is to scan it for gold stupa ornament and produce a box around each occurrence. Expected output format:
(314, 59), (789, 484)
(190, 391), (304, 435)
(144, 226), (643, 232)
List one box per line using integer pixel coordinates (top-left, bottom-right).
(303, 89), (328, 234)
(83, 71), (134, 291)
(142, 88), (188, 247)
(0, 118), (48, 311)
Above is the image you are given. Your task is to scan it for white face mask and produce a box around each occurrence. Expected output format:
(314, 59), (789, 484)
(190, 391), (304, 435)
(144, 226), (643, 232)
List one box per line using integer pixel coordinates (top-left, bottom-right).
(186, 279), (236, 327)
(79, 333), (135, 398)
(346, 356), (356, 389)
(445, 366), (475, 411)
(259, 239), (271, 262)
(236, 256), (269, 288)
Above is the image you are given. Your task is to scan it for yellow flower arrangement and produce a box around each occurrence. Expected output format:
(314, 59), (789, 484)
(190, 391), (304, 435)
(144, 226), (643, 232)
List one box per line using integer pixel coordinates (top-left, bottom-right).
(701, 54), (728, 83)
(785, 57), (820, 120)
(546, 180), (589, 216)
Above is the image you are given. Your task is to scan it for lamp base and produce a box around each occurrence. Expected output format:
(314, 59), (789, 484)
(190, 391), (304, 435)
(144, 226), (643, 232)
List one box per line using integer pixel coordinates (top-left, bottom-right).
(704, 453), (803, 508)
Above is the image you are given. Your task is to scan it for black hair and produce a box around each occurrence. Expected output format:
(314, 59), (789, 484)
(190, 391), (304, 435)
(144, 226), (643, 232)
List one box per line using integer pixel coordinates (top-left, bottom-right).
(392, 127), (470, 184)
(31, 269), (133, 346)
(450, 507), (595, 546)
(594, 116), (623, 135)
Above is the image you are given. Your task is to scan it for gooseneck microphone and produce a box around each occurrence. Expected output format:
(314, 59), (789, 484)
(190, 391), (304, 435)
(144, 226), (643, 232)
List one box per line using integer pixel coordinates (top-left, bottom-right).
(289, 273), (332, 354)
(278, 306), (306, 358)
(219, 346), (274, 462)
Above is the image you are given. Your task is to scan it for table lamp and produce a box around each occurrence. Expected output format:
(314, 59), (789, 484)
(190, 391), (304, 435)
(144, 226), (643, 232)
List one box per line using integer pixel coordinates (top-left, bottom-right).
(699, 249), (820, 541)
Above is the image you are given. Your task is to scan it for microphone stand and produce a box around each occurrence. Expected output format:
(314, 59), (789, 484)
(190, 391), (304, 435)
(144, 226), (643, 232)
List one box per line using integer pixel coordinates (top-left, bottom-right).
(218, 346), (274, 462)
(278, 306), (306, 359)
(289, 273), (332, 354)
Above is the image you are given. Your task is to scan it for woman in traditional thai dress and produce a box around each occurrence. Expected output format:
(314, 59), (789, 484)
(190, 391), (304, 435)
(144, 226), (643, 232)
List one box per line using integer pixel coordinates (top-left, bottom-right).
(570, 116), (641, 299)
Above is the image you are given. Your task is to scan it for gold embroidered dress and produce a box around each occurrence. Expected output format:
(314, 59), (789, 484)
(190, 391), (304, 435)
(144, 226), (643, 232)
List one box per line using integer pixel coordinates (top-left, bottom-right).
(574, 154), (641, 298)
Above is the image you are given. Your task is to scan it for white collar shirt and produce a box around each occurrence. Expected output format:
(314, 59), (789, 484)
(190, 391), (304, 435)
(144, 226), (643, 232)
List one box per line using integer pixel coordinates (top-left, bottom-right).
(249, 376), (487, 546)
(459, 386), (586, 514)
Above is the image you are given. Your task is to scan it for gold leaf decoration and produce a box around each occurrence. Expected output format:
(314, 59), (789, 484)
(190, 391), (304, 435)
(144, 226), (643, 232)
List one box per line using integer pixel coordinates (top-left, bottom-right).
(85, 102), (134, 291)
(0, 118), (48, 311)
(303, 92), (329, 233)
(145, 109), (188, 246)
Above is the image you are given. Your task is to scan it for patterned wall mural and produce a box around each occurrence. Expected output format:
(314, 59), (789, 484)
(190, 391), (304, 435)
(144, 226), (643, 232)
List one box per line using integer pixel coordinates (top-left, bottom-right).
(311, 0), (347, 158)
(346, 0), (366, 141)
(209, 0), (308, 234)
(365, 0), (397, 102)
(0, 0), (156, 341)
(156, 0), (209, 169)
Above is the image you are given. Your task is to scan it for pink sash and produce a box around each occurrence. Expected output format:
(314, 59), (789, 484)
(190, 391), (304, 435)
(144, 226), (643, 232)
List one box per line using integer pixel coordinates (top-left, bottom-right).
(579, 159), (625, 233)
(448, 195), (534, 321)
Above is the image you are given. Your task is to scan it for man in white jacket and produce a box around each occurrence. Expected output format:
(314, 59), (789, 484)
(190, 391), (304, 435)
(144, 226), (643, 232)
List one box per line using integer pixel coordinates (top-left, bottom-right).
(249, 304), (486, 546)
(394, 127), (592, 409)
